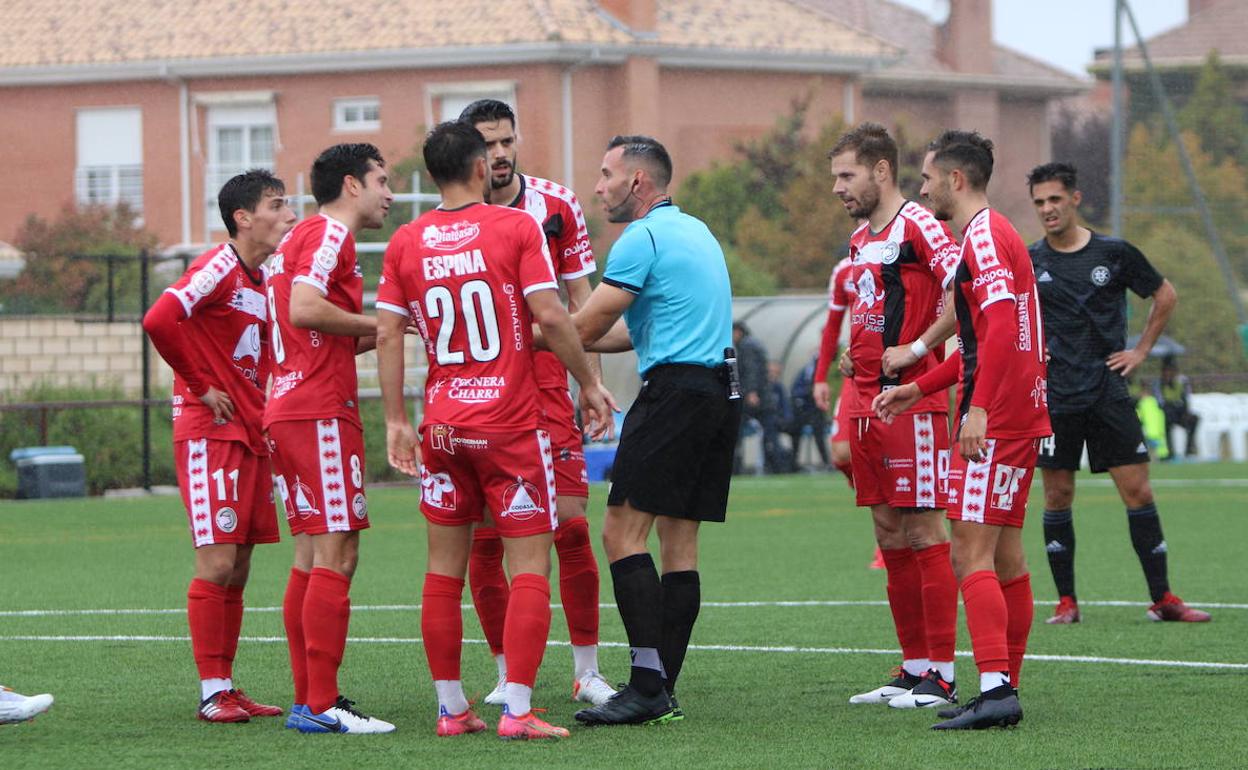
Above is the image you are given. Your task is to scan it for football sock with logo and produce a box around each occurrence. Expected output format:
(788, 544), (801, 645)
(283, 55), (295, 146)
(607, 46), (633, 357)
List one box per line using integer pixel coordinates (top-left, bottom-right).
(610, 553), (666, 697)
(303, 567), (351, 715)
(554, 517), (601, 666)
(222, 584), (244, 680)
(1127, 504), (1170, 602)
(659, 570), (701, 696)
(1042, 508), (1076, 599)
(880, 547), (929, 663)
(188, 578), (228, 685)
(467, 529), (509, 657)
(1000, 573), (1033, 689)
(282, 568), (310, 705)
(503, 573), (552, 689)
(915, 542), (957, 678)
(421, 573), (465, 683)
(960, 570), (1009, 678)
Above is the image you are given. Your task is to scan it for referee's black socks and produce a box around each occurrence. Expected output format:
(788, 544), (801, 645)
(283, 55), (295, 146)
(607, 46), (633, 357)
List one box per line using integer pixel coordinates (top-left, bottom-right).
(660, 570), (700, 697)
(1127, 503), (1170, 603)
(1042, 508), (1077, 599)
(610, 553), (666, 697)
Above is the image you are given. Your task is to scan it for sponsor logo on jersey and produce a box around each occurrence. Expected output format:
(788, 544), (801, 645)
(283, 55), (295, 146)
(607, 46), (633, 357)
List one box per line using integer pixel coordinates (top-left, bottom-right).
(882, 457), (915, 470)
(1031, 376), (1048, 409)
(855, 239), (900, 266)
(448, 376), (505, 403)
(422, 221), (481, 252)
(271, 370), (304, 399)
(973, 266), (1013, 289)
(1037, 270), (1053, 282)
(854, 270), (885, 310)
(215, 507), (237, 533)
(228, 287), (267, 321)
(431, 424), (456, 454)
(1016, 291), (1032, 351)
(191, 269), (218, 297)
(420, 468), (457, 510)
(563, 238), (591, 259)
(880, 241), (901, 264)
(293, 479), (319, 518)
(504, 283), (524, 351)
(895, 477), (912, 492)
(500, 476), (544, 521)
(1091, 265), (1110, 286)
(232, 323), (262, 364)
(422, 248), (486, 280)
(352, 493), (368, 520)
(991, 464), (1028, 511)
(314, 246), (338, 273)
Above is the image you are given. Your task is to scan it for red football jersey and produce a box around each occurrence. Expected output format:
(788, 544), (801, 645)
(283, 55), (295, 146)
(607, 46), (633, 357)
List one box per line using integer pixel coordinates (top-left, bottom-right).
(376, 203), (558, 432)
(509, 174), (596, 391)
(263, 214), (364, 429)
(161, 243), (270, 453)
(950, 208), (1050, 439)
(814, 256), (855, 399)
(848, 201), (960, 416)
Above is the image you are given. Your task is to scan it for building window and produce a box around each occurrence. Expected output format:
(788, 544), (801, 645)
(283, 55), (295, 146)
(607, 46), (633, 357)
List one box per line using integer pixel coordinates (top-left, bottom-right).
(205, 104), (277, 237)
(75, 107), (143, 213)
(428, 81), (517, 125)
(334, 98), (381, 131)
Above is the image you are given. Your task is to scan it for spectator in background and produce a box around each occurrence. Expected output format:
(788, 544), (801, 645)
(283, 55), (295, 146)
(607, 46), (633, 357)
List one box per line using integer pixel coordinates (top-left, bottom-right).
(761, 361), (794, 473)
(1154, 356), (1199, 460)
(789, 356), (831, 471)
(732, 321), (769, 472)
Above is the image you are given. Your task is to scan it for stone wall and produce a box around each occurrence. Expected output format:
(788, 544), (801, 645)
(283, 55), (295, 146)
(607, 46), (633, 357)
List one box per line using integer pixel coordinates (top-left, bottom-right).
(0, 317), (168, 395)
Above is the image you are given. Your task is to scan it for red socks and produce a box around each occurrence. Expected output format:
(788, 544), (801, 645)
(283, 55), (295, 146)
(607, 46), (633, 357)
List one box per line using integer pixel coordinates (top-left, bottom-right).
(283, 568), (310, 706)
(880, 547), (928, 661)
(468, 529), (509, 657)
(503, 573), (552, 688)
(222, 584), (244, 679)
(1000, 573), (1034, 689)
(421, 572), (465, 681)
(915, 542), (958, 665)
(303, 567), (351, 714)
(554, 517), (600, 646)
(961, 569), (1009, 676)
(187, 578), (227, 681)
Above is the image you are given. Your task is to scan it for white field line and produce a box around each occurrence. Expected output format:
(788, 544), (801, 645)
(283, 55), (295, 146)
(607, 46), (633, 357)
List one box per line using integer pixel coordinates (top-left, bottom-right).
(4, 598), (1247, 618)
(1, 634), (1244, 671)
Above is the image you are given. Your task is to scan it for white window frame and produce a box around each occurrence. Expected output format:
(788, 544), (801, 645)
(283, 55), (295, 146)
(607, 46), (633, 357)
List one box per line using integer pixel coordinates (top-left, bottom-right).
(203, 103), (277, 240)
(75, 106), (144, 215)
(425, 80), (517, 127)
(333, 97), (381, 132)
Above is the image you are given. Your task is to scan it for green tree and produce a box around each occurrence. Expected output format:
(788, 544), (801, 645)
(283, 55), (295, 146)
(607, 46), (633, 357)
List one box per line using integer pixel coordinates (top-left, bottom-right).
(1176, 52), (1248, 168)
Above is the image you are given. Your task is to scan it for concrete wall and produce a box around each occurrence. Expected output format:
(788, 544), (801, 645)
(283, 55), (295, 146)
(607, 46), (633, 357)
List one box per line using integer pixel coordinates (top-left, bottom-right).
(0, 317), (168, 394)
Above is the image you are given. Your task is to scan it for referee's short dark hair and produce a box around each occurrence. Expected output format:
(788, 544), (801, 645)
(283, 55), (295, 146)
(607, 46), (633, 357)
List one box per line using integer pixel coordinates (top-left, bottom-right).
(828, 122), (899, 182)
(218, 169), (284, 238)
(423, 121), (487, 186)
(458, 98), (515, 129)
(607, 135), (673, 188)
(928, 130), (994, 191)
(1027, 162), (1078, 194)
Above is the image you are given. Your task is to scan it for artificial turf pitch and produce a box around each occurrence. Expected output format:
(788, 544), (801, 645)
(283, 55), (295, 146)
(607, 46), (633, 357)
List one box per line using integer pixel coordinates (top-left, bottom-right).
(2, 462), (1245, 769)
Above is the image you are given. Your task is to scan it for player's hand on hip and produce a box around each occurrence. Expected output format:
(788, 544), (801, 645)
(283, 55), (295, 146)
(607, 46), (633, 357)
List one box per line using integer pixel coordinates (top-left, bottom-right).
(578, 382), (618, 441)
(813, 381), (831, 412)
(872, 383), (920, 425)
(959, 407), (989, 461)
(881, 344), (917, 377)
(199, 387), (234, 424)
(838, 351), (855, 378)
(386, 420), (421, 477)
(1106, 348), (1146, 377)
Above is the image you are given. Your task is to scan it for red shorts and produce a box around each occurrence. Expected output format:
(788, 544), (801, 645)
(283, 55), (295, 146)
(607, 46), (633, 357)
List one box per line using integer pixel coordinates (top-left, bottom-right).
(175, 439), (280, 547)
(831, 388), (854, 444)
(539, 387), (589, 498)
(850, 412), (949, 509)
(268, 419), (370, 536)
(420, 424), (557, 539)
(945, 437), (1041, 528)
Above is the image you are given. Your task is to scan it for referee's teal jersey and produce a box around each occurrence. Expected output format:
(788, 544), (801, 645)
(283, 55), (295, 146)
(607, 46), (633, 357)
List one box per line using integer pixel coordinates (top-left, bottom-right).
(601, 203), (733, 375)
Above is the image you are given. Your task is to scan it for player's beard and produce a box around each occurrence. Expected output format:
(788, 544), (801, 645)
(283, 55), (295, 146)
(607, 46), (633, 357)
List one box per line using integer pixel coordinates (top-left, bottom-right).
(491, 161), (515, 189)
(844, 182), (881, 220)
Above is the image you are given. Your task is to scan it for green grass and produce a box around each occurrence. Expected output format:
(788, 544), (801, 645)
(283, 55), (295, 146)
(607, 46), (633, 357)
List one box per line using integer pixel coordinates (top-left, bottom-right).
(2, 463), (1246, 769)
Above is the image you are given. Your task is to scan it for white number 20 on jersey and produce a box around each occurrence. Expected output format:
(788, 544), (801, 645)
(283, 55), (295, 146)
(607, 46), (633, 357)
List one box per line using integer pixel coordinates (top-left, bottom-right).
(425, 280), (501, 365)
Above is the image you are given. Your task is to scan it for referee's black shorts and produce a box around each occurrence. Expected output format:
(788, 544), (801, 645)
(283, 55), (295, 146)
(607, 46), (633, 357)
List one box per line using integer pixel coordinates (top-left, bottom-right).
(607, 363), (742, 522)
(1038, 397), (1150, 473)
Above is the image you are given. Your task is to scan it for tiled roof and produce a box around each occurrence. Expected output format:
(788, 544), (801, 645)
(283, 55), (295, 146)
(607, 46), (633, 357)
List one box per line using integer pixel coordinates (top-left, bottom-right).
(1094, 0), (1248, 68)
(0, 0), (893, 72)
(799, 0), (1083, 88)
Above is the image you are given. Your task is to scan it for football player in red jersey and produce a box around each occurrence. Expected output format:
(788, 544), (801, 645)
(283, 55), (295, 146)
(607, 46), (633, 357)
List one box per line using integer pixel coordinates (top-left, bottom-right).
(143, 170), (295, 723)
(375, 120), (614, 740)
(877, 130), (1050, 730)
(456, 99), (616, 707)
(827, 124), (962, 711)
(813, 255), (858, 487)
(264, 144), (396, 734)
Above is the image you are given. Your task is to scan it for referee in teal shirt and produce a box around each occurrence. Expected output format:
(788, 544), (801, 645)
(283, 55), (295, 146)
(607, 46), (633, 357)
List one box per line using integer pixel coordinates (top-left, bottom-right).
(571, 135), (738, 726)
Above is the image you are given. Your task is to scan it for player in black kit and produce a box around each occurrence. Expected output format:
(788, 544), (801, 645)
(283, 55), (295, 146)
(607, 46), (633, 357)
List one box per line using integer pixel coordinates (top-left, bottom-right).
(1026, 162), (1209, 624)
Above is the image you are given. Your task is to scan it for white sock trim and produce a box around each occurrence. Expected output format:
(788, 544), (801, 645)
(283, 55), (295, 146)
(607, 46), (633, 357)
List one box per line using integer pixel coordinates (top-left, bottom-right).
(505, 682), (532, 716)
(572, 645), (600, 680)
(434, 680), (469, 716)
